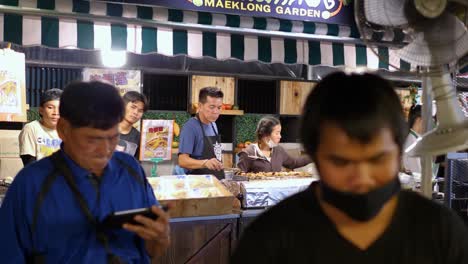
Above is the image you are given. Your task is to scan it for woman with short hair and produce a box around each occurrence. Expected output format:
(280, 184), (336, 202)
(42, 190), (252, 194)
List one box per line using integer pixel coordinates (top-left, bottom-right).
(237, 116), (311, 173)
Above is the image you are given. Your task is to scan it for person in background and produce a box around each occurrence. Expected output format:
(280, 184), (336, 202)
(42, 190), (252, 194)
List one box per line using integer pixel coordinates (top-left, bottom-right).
(237, 116), (311, 172)
(402, 104), (422, 174)
(19, 88), (62, 166)
(0, 81), (170, 263)
(178, 87), (225, 179)
(231, 72), (468, 264)
(116, 91), (148, 158)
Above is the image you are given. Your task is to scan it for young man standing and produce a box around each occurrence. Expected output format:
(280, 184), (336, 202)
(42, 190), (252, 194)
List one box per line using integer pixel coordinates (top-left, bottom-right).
(19, 88), (62, 166)
(116, 91), (148, 158)
(178, 87), (225, 179)
(232, 72), (468, 263)
(0, 81), (170, 263)
(403, 104), (422, 174)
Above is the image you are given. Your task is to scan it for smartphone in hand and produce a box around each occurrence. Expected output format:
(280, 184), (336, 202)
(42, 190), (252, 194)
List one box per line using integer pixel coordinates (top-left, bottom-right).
(101, 206), (168, 229)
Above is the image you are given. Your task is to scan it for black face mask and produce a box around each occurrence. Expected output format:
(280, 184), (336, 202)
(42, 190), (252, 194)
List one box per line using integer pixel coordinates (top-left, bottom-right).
(319, 177), (401, 222)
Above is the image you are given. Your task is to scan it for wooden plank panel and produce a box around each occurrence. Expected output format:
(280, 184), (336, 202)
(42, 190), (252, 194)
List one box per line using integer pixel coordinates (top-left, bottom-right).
(191, 75), (235, 105)
(279, 81), (316, 115)
(153, 218), (237, 264)
(222, 153), (233, 168)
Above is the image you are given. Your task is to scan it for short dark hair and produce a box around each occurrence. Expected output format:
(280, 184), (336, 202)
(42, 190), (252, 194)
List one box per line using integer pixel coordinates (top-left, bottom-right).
(123, 91), (148, 112)
(256, 116), (281, 141)
(60, 81), (124, 129)
(199, 87), (223, 104)
(40, 88), (62, 107)
(408, 104), (422, 129)
(301, 72), (408, 157)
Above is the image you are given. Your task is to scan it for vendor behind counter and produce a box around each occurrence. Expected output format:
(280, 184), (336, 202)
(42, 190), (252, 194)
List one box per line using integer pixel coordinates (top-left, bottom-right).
(237, 116), (311, 173)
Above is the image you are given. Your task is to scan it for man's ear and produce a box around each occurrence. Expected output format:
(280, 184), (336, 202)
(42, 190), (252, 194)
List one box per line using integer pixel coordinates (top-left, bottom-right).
(38, 106), (44, 118)
(57, 118), (68, 141)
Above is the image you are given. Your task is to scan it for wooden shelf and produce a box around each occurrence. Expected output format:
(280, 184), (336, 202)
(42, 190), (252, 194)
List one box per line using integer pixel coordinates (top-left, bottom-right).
(188, 109), (244, 115)
(221, 109), (244, 115)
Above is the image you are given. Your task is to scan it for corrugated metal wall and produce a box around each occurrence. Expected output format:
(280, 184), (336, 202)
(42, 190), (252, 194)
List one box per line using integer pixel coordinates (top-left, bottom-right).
(26, 66), (82, 107)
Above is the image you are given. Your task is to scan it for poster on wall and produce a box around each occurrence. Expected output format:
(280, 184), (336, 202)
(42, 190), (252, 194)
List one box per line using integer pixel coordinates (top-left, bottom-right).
(82, 68), (141, 96)
(140, 120), (174, 161)
(0, 49), (27, 122)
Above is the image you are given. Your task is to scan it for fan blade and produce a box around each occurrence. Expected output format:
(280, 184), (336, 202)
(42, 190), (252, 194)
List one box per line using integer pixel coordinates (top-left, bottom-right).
(364, 0), (409, 26)
(407, 124), (468, 156)
(397, 13), (468, 67)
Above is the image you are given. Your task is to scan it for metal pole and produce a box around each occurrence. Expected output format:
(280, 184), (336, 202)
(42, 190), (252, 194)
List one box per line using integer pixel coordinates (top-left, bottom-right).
(421, 75), (433, 198)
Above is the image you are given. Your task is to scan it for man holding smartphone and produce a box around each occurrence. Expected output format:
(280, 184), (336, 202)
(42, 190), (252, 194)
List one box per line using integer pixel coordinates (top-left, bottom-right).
(0, 81), (170, 263)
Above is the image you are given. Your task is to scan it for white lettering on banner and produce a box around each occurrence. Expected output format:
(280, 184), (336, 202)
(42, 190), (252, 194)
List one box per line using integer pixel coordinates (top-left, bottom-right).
(324, 0), (335, 9)
(200, 0), (336, 20)
(205, 0), (214, 7)
(302, 0), (321, 8)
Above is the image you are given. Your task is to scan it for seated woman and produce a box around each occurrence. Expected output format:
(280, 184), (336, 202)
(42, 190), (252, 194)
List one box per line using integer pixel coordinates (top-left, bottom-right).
(237, 116), (311, 173)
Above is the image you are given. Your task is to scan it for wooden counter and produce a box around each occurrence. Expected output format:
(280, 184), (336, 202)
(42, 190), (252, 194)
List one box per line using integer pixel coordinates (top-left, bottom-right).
(153, 214), (240, 264)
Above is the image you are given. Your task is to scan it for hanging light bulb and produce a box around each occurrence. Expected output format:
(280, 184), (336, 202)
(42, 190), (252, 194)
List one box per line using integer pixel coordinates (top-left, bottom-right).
(101, 50), (127, 68)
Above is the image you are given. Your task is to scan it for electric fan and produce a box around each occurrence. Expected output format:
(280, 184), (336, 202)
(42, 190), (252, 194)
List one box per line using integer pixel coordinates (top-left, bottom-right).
(355, 0), (468, 157)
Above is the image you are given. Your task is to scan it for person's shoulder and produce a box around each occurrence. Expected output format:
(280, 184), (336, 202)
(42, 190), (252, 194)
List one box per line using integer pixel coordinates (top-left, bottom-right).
(400, 190), (465, 224)
(273, 145), (287, 153)
(182, 118), (198, 127)
(239, 144), (256, 156)
(249, 187), (317, 230)
(113, 151), (140, 167)
(12, 157), (56, 189)
(130, 127), (140, 135)
(21, 120), (40, 132)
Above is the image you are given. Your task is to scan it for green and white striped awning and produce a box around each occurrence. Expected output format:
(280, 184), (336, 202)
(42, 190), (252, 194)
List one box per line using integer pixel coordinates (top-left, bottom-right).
(0, 0), (414, 70)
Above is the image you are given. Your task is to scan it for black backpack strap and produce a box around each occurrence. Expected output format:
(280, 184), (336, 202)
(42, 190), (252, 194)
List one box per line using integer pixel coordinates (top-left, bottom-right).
(49, 152), (125, 264)
(115, 157), (151, 207)
(29, 155), (62, 264)
(115, 157), (144, 186)
(31, 168), (60, 235)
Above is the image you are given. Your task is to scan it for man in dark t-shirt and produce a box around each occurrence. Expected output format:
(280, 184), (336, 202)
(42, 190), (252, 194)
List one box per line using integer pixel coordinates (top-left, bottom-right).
(116, 91), (148, 159)
(232, 73), (468, 264)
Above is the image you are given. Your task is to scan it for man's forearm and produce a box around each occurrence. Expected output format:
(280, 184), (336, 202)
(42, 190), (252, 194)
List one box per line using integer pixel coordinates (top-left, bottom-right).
(178, 154), (207, 170)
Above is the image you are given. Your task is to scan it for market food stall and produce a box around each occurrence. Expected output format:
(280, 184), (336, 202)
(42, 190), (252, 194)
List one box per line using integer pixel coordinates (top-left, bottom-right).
(1, 0), (466, 262)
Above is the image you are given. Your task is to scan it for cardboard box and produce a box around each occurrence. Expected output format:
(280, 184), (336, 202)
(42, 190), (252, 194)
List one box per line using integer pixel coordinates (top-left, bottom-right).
(0, 130), (21, 158)
(0, 157), (23, 179)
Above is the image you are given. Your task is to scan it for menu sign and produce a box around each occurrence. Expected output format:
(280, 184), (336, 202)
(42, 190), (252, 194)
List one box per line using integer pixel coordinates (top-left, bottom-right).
(0, 49), (27, 122)
(140, 119), (174, 161)
(82, 68), (141, 96)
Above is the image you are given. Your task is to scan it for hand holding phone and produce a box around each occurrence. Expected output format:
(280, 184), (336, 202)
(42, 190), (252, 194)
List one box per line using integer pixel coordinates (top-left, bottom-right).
(101, 206), (168, 229)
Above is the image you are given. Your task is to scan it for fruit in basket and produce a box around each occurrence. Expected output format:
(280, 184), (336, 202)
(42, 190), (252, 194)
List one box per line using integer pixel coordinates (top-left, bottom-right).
(223, 104), (233, 110)
(172, 141), (179, 148)
(192, 103), (199, 112)
(173, 122), (180, 137)
(244, 141), (252, 146)
(237, 142), (245, 149)
(232, 105), (239, 110)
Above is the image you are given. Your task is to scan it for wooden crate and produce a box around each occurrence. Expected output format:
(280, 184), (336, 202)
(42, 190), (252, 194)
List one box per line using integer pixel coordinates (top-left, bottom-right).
(191, 75), (235, 105)
(148, 175), (234, 218)
(279, 81), (315, 115)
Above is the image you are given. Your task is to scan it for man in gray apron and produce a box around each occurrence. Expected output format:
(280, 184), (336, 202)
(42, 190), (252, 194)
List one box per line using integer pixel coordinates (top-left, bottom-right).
(178, 87), (225, 179)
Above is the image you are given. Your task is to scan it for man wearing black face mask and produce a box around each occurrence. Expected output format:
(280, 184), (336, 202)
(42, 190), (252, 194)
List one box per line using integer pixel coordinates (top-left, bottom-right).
(231, 72), (468, 264)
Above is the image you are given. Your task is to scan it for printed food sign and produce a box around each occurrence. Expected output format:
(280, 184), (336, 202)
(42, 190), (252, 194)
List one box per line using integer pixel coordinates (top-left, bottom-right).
(140, 120), (174, 161)
(82, 69), (141, 96)
(0, 49), (27, 122)
(102, 0), (354, 25)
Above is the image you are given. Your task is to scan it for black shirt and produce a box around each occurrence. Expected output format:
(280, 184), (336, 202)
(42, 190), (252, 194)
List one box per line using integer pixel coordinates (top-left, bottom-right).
(117, 127), (141, 158)
(232, 183), (468, 264)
